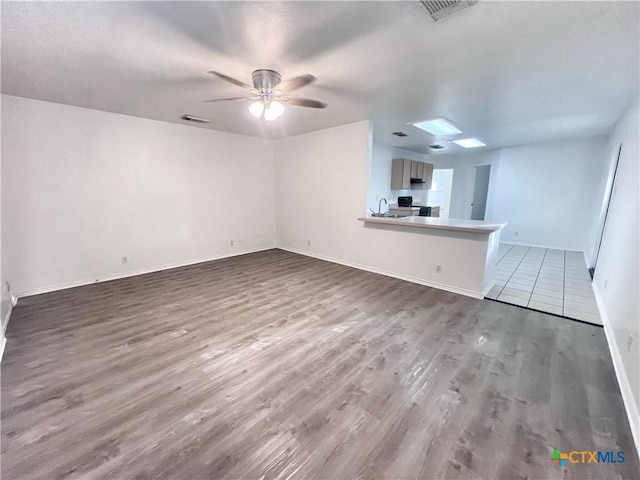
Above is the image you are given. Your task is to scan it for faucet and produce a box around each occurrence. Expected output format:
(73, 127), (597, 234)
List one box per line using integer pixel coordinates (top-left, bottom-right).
(378, 197), (387, 214)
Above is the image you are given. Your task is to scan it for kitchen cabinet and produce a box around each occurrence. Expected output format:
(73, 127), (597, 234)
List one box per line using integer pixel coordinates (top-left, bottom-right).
(421, 162), (433, 190)
(391, 159), (412, 189)
(391, 158), (433, 190)
(410, 160), (419, 178)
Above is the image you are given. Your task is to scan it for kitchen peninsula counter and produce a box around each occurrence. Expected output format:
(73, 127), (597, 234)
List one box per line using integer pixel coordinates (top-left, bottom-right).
(358, 215), (507, 234)
(356, 214), (507, 299)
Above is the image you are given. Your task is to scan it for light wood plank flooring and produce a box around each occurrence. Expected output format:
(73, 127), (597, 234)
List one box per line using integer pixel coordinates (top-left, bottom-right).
(2, 249), (638, 479)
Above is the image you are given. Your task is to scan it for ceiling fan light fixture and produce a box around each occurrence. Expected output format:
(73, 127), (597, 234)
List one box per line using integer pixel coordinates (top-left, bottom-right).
(264, 101), (285, 121)
(270, 101), (284, 117)
(208, 69), (322, 120)
(249, 101), (265, 117)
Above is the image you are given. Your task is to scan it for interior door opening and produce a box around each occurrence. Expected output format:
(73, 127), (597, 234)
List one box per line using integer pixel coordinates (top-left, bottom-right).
(590, 143), (623, 279)
(471, 164), (491, 220)
(427, 169), (453, 219)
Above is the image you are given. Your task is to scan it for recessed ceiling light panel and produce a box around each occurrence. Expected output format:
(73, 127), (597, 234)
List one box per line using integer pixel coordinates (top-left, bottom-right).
(452, 138), (486, 148)
(411, 117), (462, 136)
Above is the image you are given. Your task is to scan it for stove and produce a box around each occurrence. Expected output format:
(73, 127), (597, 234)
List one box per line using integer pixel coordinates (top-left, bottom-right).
(398, 196), (418, 207)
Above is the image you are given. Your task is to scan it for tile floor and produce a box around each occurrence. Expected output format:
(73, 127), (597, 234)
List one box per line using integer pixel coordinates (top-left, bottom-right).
(486, 243), (602, 325)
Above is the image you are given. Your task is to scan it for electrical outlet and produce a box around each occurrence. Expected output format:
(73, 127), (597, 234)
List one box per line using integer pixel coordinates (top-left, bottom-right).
(604, 279), (608, 289)
(435, 265), (442, 273)
(237, 240), (243, 246)
(627, 334), (634, 353)
(121, 256), (128, 264)
(230, 240), (234, 246)
(514, 231), (519, 237)
(307, 240), (311, 246)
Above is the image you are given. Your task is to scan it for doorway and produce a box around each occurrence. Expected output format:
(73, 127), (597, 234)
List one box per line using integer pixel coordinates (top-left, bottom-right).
(428, 169), (453, 219)
(590, 143), (623, 279)
(471, 164), (491, 220)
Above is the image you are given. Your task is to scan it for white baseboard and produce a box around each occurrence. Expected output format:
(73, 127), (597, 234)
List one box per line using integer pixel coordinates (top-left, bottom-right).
(593, 282), (640, 459)
(1, 300), (13, 332)
(15, 245), (276, 298)
(0, 334), (6, 363)
(1, 298), (13, 361)
(1, 295), (16, 362)
(277, 246), (484, 299)
(501, 241), (584, 256)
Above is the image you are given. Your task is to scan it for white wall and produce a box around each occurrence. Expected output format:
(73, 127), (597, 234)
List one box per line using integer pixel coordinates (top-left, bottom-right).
(426, 149), (502, 220)
(428, 169), (453, 219)
(275, 120), (497, 298)
(1, 95), (276, 296)
(592, 99), (639, 451)
(0, 95), (6, 360)
(492, 137), (609, 251)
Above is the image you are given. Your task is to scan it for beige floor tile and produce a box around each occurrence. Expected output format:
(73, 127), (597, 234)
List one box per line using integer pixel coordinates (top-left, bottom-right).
(528, 301), (563, 315)
(564, 292), (596, 305)
(533, 286), (563, 298)
(564, 282), (592, 291)
(536, 280), (564, 290)
(508, 279), (536, 288)
(497, 293), (529, 307)
(564, 286), (593, 298)
(563, 308), (602, 325)
(564, 299), (598, 314)
(530, 293), (563, 307)
(538, 274), (564, 281)
(502, 287), (532, 299)
(485, 290), (500, 300)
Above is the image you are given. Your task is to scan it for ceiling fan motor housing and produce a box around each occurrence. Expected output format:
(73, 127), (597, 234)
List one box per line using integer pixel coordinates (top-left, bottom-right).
(252, 69), (282, 92)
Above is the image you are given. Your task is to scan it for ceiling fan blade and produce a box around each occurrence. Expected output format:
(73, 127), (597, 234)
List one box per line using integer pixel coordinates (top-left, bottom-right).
(204, 97), (250, 103)
(286, 97), (327, 109)
(207, 71), (253, 90)
(279, 74), (317, 92)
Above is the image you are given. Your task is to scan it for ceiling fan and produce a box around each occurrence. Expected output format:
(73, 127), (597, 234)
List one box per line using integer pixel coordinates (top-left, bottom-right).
(205, 69), (327, 121)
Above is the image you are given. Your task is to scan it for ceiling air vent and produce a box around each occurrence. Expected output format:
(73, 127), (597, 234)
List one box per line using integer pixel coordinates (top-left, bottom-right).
(392, 131), (408, 137)
(180, 114), (211, 124)
(420, 1), (477, 22)
(430, 144), (445, 150)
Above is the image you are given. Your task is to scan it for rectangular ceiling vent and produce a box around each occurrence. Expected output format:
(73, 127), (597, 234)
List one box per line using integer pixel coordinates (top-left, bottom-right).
(180, 114), (211, 124)
(392, 131), (409, 137)
(420, 1), (477, 22)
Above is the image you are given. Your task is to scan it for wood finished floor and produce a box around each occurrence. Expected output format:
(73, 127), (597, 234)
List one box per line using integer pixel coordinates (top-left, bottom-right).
(2, 249), (638, 479)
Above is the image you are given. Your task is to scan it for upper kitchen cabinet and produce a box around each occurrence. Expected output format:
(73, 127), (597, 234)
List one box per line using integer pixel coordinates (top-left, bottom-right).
(391, 159), (412, 189)
(391, 158), (433, 190)
(421, 162), (433, 190)
(410, 160), (420, 179)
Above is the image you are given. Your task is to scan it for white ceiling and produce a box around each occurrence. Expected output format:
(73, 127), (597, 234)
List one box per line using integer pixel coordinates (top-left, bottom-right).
(2, 1), (638, 153)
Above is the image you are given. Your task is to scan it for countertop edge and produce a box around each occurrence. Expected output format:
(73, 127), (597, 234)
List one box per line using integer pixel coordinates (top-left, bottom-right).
(358, 216), (507, 234)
